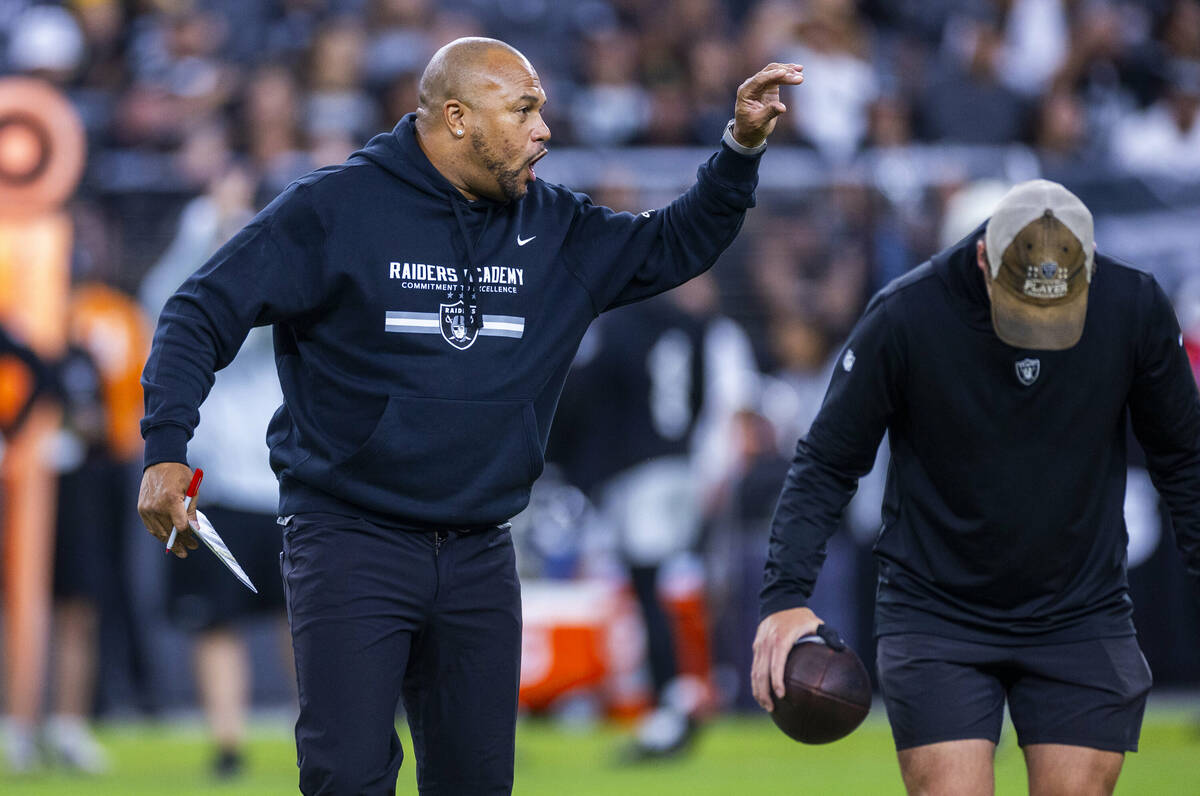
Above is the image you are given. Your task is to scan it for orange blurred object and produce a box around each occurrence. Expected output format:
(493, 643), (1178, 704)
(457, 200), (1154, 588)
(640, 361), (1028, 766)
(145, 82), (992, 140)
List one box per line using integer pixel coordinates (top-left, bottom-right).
(68, 282), (150, 460)
(519, 580), (621, 713)
(0, 77), (85, 218)
(0, 75), (83, 732)
(517, 573), (716, 720)
(0, 353), (34, 428)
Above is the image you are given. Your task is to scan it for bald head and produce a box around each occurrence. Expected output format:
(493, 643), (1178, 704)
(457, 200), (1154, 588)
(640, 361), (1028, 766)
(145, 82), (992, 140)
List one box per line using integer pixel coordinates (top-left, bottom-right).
(411, 37), (549, 203)
(417, 37), (530, 120)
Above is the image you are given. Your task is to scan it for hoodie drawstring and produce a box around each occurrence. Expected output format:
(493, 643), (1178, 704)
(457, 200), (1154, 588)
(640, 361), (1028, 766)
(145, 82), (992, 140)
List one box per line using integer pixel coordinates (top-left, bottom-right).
(450, 200), (491, 333)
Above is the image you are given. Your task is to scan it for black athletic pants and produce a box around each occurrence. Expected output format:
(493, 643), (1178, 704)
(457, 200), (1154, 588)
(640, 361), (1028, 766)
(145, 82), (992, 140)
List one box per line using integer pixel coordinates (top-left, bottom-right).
(629, 564), (679, 700)
(281, 512), (521, 795)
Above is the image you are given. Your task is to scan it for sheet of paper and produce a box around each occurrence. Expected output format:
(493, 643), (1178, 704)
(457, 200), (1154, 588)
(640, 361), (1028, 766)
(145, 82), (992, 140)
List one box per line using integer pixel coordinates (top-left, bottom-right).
(194, 510), (258, 594)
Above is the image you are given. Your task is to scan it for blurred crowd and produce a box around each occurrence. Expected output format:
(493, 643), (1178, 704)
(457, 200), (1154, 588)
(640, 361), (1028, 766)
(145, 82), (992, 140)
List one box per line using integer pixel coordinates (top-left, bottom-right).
(4, 0), (1200, 163)
(2, 0), (1200, 778)
(0, 0), (1197, 367)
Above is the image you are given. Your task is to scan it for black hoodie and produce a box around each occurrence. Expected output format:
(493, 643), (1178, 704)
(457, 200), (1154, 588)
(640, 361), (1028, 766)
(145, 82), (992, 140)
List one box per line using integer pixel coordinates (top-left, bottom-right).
(761, 223), (1200, 643)
(141, 114), (761, 529)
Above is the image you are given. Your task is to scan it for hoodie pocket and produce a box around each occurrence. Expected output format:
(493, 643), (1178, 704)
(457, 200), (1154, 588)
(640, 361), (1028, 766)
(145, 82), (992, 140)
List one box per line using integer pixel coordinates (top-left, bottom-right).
(330, 395), (542, 521)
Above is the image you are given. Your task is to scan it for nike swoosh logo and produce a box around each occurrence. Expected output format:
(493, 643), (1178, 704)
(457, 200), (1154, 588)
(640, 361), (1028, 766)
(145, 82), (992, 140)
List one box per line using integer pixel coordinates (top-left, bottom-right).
(517, 235), (536, 246)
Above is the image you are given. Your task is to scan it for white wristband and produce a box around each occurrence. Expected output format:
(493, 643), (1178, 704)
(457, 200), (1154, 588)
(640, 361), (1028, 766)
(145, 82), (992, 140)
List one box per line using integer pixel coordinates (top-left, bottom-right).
(722, 119), (767, 156)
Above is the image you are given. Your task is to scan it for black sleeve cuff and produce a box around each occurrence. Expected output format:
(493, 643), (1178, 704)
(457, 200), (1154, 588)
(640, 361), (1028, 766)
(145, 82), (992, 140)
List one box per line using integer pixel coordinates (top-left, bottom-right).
(710, 141), (762, 190)
(142, 423), (191, 470)
(759, 593), (810, 622)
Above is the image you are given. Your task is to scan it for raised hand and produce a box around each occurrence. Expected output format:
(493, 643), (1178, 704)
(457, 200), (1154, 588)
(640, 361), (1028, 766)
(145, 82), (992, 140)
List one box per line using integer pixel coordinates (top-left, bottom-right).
(731, 63), (804, 149)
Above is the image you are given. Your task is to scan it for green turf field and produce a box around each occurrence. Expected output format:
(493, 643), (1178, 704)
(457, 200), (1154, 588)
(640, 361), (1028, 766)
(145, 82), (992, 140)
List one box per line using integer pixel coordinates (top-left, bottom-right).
(2, 705), (1197, 794)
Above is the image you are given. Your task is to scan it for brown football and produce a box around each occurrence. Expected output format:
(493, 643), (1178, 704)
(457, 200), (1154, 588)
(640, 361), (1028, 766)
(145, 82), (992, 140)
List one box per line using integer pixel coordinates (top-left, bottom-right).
(770, 624), (871, 744)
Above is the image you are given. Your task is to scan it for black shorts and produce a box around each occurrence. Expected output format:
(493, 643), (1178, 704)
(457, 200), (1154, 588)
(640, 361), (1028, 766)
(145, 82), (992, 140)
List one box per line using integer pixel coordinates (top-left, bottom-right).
(165, 505), (286, 632)
(876, 632), (1152, 753)
(54, 456), (130, 601)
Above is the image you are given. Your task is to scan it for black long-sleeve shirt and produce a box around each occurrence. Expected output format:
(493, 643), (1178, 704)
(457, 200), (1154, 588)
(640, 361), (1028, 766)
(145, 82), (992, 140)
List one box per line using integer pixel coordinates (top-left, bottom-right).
(762, 225), (1200, 644)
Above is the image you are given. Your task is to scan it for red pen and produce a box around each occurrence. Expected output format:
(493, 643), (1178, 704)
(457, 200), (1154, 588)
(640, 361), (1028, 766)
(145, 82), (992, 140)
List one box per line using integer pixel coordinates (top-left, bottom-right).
(165, 468), (204, 554)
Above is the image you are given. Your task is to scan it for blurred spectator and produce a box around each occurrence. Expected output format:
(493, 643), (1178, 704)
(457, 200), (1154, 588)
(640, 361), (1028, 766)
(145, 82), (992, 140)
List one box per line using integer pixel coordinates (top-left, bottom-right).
(377, 69), (421, 126)
(18, 282), (149, 774)
(240, 63), (313, 196)
(363, 0), (437, 88)
(0, 324), (52, 447)
(569, 29), (651, 146)
(1034, 87), (1093, 170)
(706, 407), (790, 712)
(70, 0), (129, 143)
(688, 36), (742, 142)
(304, 17), (376, 147)
(1160, 0), (1200, 63)
(777, 0), (879, 161)
(122, 6), (235, 143)
(260, 0), (330, 67)
(917, 11), (1028, 143)
(747, 203), (869, 373)
(1111, 58), (1200, 175)
(176, 119), (236, 192)
(1050, 2), (1159, 148)
(937, 178), (1010, 251)
(866, 93), (914, 148)
(43, 342), (112, 775)
(4, 4), (84, 82)
(550, 282), (756, 759)
(996, 0), (1070, 98)
(638, 79), (693, 145)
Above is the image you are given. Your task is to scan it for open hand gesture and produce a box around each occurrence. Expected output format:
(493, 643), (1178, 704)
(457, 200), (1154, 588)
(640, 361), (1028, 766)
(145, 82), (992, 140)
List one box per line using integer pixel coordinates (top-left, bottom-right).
(731, 63), (804, 149)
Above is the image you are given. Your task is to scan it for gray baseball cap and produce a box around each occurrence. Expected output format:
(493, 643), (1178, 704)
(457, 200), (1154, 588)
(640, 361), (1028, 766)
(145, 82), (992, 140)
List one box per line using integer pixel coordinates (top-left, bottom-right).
(984, 180), (1094, 350)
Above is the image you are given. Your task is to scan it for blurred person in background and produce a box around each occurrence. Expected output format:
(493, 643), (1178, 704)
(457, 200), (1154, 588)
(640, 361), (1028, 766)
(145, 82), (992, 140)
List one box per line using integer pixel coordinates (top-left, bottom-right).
(551, 273), (757, 759)
(705, 408), (790, 712)
(777, 0), (879, 161)
(638, 78), (694, 145)
(634, 0), (732, 99)
(0, 324), (53, 457)
(4, 282), (149, 774)
(304, 17), (377, 153)
(917, 9), (1028, 143)
(1111, 57), (1200, 176)
(239, 63), (313, 197)
(140, 159), (291, 780)
(362, 0), (437, 90)
(115, 4), (235, 149)
(553, 295), (711, 759)
(569, 28), (652, 146)
(3, 4), (85, 85)
(39, 337), (111, 775)
(136, 36), (803, 794)
(687, 37), (743, 143)
(1047, 1), (1161, 151)
(992, 0), (1070, 101)
(1033, 86), (1097, 179)
(0, 326), (53, 770)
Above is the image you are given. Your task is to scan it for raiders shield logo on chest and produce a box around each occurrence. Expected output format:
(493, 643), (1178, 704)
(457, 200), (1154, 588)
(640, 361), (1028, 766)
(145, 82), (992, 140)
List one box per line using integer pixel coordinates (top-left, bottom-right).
(1015, 357), (1040, 386)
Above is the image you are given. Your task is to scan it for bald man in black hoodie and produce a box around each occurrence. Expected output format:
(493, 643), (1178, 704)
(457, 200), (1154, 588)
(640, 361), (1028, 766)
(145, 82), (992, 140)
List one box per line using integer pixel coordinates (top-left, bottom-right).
(138, 38), (802, 795)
